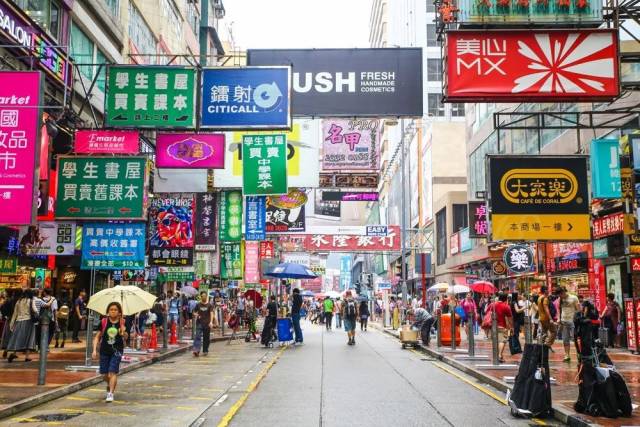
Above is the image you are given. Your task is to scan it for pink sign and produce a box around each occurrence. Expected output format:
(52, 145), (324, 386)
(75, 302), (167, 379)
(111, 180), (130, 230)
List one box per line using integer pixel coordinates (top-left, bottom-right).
(303, 226), (400, 252)
(75, 130), (139, 154)
(0, 71), (41, 225)
(244, 241), (260, 283)
(322, 119), (380, 170)
(156, 133), (225, 168)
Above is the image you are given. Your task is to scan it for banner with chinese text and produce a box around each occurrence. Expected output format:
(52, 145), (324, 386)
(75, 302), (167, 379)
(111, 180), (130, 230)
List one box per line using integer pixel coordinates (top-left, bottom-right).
(148, 194), (195, 266)
(74, 130), (139, 154)
(219, 190), (242, 242)
(245, 196), (266, 241)
(220, 241), (243, 280)
(303, 226), (400, 252)
(195, 193), (216, 250)
(322, 119), (380, 170)
(81, 223), (145, 270)
(244, 241), (260, 283)
(242, 134), (287, 195)
(155, 133), (225, 169)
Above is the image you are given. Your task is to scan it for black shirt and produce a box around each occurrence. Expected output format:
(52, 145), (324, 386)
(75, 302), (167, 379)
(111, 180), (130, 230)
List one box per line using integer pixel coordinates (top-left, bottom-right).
(267, 301), (277, 317)
(291, 294), (302, 315)
(100, 319), (125, 356)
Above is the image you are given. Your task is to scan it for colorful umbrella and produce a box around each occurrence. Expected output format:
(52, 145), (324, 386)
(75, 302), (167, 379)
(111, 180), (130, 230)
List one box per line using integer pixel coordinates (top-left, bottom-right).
(470, 281), (497, 294)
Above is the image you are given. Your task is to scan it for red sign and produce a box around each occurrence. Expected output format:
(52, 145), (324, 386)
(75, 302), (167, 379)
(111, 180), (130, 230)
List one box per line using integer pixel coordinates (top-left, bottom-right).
(635, 298), (640, 352)
(591, 259), (606, 313)
(632, 258), (640, 272)
(446, 29), (619, 102)
(259, 241), (274, 258)
(450, 232), (459, 255)
(75, 130), (139, 154)
(303, 226), (400, 252)
(592, 212), (625, 239)
(624, 299), (637, 351)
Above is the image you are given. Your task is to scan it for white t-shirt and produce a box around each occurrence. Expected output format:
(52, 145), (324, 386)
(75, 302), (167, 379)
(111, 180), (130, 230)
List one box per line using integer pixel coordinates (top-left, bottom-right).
(560, 294), (580, 322)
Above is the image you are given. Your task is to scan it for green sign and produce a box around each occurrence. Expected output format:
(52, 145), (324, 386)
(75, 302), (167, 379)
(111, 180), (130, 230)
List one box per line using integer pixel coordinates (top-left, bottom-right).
(158, 267), (195, 283)
(593, 238), (609, 259)
(0, 258), (17, 274)
(220, 242), (243, 280)
(219, 190), (242, 241)
(242, 134), (288, 196)
(105, 66), (196, 128)
(55, 156), (146, 219)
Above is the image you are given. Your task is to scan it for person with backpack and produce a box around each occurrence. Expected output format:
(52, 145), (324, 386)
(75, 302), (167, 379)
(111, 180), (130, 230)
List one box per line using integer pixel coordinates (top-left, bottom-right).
(537, 286), (558, 347)
(6, 289), (37, 362)
(55, 293), (70, 348)
(323, 297), (334, 331)
(39, 288), (57, 347)
(92, 302), (127, 402)
(342, 291), (359, 345)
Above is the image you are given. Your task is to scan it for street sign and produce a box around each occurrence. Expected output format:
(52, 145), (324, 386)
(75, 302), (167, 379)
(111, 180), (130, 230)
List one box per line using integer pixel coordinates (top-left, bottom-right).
(200, 67), (291, 129)
(242, 134), (288, 196)
(503, 244), (534, 275)
(155, 133), (225, 169)
(591, 139), (621, 198)
(105, 65), (196, 128)
(148, 194), (195, 266)
(245, 196), (266, 241)
(55, 156), (146, 220)
(220, 241), (243, 280)
(81, 223), (146, 270)
(488, 155), (590, 241)
(219, 190), (243, 242)
(321, 119), (381, 171)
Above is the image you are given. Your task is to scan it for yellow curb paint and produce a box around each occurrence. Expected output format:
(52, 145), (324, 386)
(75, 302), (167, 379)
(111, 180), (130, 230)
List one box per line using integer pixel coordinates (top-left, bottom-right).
(217, 346), (287, 427)
(431, 361), (507, 405)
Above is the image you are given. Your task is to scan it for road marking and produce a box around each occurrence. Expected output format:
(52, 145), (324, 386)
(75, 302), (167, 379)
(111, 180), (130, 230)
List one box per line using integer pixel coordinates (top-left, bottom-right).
(213, 394), (229, 407)
(217, 345), (287, 427)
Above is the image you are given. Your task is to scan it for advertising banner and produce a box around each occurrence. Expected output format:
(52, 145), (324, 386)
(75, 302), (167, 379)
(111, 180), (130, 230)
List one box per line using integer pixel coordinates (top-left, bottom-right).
(319, 173), (379, 188)
(593, 238), (609, 258)
(450, 232), (460, 255)
(259, 241), (274, 258)
(247, 48), (423, 117)
(74, 130), (139, 154)
(303, 226), (400, 252)
(488, 155), (590, 241)
(321, 118), (380, 170)
(244, 241), (260, 283)
(605, 264), (623, 310)
(592, 212), (628, 239)
(215, 120), (320, 188)
(459, 228), (471, 252)
(105, 66), (196, 128)
(0, 257), (17, 274)
(219, 190), (243, 241)
(195, 193), (216, 251)
(504, 244), (535, 274)
(321, 191), (379, 202)
(220, 241), (243, 280)
(245, 196), (266, 241)
(242, 134), (287, 195)
(266, 202), (305, 233)
(446, 30), (619, 101)
(155, 133), (225, 168)
(200, 67), (291, 129)
(55, 156), (146, 220)
(81, 223), (145, 270)
(340, 255), (352, 290)
(469, 201), (488, 238)
(148, 194), (195, 266)
(0, 71), (41, 225)
(195, 251), (220, 277)
(631, 134), (640, 171)
(624, 299), (637, 352)
(313, 190), (340, 220)
(18, 222), (75, 256)
(591, 139), (621, 198)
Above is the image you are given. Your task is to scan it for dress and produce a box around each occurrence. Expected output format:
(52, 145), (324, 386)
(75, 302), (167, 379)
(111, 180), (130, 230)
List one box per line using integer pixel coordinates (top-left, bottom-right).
(7, 298), (35, 352)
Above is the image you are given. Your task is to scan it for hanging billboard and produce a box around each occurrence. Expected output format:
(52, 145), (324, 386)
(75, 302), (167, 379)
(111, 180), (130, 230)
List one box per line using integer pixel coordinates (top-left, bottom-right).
(321, 119), (381, 170)
(446, 29), (619, 102)
(155, 133), (225, 169)
(74, 130), (139, 154)
(242, 134), (288, 196)
(148, 194), (195, 266)
(81, 223), (145, 270)
(195, 193), (216, 251)
(247, 48), (423, 117)
(18, 222), (76, 256)
(590, 138), (621, 199)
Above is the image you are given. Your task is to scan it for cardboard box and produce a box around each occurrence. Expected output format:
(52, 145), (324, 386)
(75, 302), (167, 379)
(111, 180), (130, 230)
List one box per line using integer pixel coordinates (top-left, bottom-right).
(400, 328), (418, 342)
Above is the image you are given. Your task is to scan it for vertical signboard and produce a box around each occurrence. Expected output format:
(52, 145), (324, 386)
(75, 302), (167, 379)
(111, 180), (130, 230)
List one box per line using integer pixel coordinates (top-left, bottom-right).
(340, 255), (352, 290)
(245, 196), (266, 241)
(105, 66), (196, 128)
(321, 119), (380, 170)
(624, 299), (637, 352)
(241, 134), (287, 196)
(468, 201), (488, 238)
(244, 241), (260, 283)
(0, 71), (41, 224)
(148, 194), (195, 266)
(259, 241), (274, 258)
(195, 193), (216, 251)
(81, 223), (146, 270)
(219, 190), (243, 241)
(591, 139), (621, 198)
(220, 241), (243, 280)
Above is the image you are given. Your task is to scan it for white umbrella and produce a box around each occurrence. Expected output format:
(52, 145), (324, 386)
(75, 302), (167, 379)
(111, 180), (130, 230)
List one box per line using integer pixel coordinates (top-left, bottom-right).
(87, 285), (157, 316)
(427, 282), (450, 293)
(325, 291), (341, 299)
(450, 284), (470, 294)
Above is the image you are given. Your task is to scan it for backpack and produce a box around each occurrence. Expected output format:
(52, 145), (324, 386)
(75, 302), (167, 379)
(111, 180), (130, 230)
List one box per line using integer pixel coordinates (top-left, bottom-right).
(346, 301), (356, 317)
(57, 303), (70, 320)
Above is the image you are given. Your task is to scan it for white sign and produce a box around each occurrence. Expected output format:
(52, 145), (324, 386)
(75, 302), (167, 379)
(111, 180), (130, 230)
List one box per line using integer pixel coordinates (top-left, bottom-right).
(283, 252), (311, 267)
(18, 222), (76, 255)
(154, 169), (207, 193)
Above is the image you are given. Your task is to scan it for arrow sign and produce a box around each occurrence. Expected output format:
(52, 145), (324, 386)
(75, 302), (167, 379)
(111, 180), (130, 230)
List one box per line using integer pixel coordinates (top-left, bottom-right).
(89, 250), (106, 256)
(67, 207), (80, 213)
(119, 207), (131, 213)
(568, 223), (573, 231)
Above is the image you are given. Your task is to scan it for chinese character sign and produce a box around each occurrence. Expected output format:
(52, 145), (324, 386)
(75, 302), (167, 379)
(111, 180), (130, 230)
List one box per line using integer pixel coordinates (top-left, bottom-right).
(468, 201), (488, 238)
(303, 226), (401, 251)
(266, 203), (305, 233)
(322, 119), (380, 170)
(242, 134), (287, 196)
(591, 139), (621, 199)
(503, 244), (535, 275)
(75, 130), (139, 154)
(155, 133), (225, 169)
(0, 258), (17, 274)
(220, 242), (243, 280)
(592, 212), (626, 239)
(219, 190), (243, 242)
(200, 67), (291, 129)
(105, 66), (196, 128)
(55, 156), (146, 219)
(0, 71), (41, 224)
(18, 222), (76, 256)
(148, 194), (195, 266)
(81, 223), (146, 270)
(259, 241), (274, 258)
(195, 193), (216, 250)
(446, 30), (619, 102)
(245, 196), (266, 241)
(244, 241), (260, 283)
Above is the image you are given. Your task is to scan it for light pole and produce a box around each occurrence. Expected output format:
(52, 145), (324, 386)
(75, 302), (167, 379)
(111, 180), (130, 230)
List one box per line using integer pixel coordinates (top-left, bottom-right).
(400, 119), (409, 308)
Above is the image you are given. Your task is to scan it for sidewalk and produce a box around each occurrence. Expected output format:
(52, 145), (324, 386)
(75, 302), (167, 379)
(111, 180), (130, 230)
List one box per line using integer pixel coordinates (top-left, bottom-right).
(0, 326), (236, 420)
(372, 321), (640, 427)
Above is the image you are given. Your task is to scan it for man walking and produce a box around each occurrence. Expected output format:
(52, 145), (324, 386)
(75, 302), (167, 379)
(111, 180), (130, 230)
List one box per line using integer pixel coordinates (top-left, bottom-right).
(291, 288), (303, 344)
(495, 293), (513, 363)
(193, 291), (214, 357)
(323, 297), (334, 331)
(71, 291), (86, 343)
(166, 291), (181, 329)
(538, 286), (558, 348)
(342, 291), (358, 345)
(334, 298), (342, 329)
(557, 286), (580, 362)
(236, 295), (246, 327)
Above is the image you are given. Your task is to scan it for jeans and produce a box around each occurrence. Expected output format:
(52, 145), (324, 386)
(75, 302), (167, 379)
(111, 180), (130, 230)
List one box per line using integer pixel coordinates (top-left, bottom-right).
(324, 313), (333, 330)
(292, 313), (303, 343)
(335, 313), (342, 328)
(193, 324), (211, 353)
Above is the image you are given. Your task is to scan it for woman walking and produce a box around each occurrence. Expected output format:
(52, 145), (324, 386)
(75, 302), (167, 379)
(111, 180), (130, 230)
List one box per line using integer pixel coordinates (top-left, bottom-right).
(600, 293), (622, 348)
(359, 299), (370, 331)
(6, 290), (36, 362)
(92, 302), (127, 402)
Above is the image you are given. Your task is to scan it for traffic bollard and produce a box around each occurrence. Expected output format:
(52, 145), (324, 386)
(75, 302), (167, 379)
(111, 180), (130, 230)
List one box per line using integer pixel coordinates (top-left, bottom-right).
(468, 317), (475, 357)
(436, 311), (442, 348)
(37, 319), (50, 385)
(524, 315), (532, 345)
(491, 309), (499, 365)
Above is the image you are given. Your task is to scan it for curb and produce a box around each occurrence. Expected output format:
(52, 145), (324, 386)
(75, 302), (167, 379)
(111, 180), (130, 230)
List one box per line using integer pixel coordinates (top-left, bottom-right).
(0, 336), (229, 421)
(372, 324), (597, 427)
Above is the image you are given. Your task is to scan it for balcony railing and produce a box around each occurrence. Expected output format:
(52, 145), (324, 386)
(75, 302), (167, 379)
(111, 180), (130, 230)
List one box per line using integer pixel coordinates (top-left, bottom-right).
(456, 0), (602, 24)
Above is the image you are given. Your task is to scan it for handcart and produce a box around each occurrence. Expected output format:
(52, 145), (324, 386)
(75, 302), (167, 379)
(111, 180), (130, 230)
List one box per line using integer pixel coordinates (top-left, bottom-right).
(277, 317), (294, 346)
(400, 325), (419, 349)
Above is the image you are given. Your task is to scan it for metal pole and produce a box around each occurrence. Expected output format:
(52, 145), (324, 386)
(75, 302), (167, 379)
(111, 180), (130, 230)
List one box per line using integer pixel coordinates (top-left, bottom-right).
(491, 308), (499, 365)
(37, 318), (50, 385)
(421, 253), (427, 309)
(162, 302), (168, 351)
(468, 315), (475, 357)
(450, 309), (457, 351)
(436, 311), (442, 348)
(85, 269), (95, 367)
(400, 119), (408, 307)
(524, 314), (532, 345)
(178, 297), (183, 342)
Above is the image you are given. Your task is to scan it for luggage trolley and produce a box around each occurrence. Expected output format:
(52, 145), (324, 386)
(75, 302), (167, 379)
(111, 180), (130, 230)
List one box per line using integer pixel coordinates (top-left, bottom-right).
(277, 317), (294, 346)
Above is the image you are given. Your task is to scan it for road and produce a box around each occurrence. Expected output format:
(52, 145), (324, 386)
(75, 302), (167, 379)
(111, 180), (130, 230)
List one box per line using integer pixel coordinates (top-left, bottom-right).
(5, 321), (552, 427)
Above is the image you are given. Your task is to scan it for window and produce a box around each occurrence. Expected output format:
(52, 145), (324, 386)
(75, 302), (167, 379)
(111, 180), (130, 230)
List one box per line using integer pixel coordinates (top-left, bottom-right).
(426, 24), (437, 47)
(427, 58), (442, 81)
(436, 208), (447, 265)
(70, 23), (108, 92)
(129, 3), (156, 62)
(161, 0), (182, 43)
(17, 0), (61, 39)
(451, 102), (465, 117)
(104, 0), (119, 17)
(426, 0), (436, 13)
(453, 204), (468, 231)
(469, 132), (501, 195)
(186, 1), (199, 37)
(428, 93), (445, 117)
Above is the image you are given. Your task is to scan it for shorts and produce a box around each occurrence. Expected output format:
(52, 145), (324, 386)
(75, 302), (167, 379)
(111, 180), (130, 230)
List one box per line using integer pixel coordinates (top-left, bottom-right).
(559, 321), (574, 345)
(498, 327), (510, 343)
(344, 317), (356, 332)
(99, 352), (122, 374)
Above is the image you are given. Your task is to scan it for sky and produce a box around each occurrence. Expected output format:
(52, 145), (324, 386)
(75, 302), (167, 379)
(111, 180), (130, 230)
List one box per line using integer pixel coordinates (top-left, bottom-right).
(222, 0), (373, 51)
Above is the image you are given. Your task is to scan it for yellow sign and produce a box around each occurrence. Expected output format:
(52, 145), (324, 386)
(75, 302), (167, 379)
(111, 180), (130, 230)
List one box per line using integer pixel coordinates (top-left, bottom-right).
(492, 214), (591, 241)
(499, 168), (579, 205)
(232, 124), (302, 177)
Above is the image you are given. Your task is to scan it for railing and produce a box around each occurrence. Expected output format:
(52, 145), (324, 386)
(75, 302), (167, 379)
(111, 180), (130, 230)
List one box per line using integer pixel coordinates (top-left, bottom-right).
(456, 0), (602, 23)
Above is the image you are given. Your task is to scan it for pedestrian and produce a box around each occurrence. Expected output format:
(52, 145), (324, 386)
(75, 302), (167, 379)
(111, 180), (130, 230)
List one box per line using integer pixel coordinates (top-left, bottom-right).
(494, 293), (513, 363)
(6, 289), (36, 363)
(529, 294), (540, 340)
(537, 286), (558, 348)
(600, 293), (622, 348)
(390, 296), (400, 329)
(291, 288), (303, 344)
(412, 307), (434, 345)
(236, 294), (246, 327)
(261, 295), (278, 347)
(92, 302), (127, 402)
(55, 292), (70, 348)
(40, 288), (57, 347)
(166, 291), (181, 329)
(510, 292), (525, 348)
(1, 291), (17, 358)
(557, 286), (580, 362)
(342, 291), (358, 345)
(323, 297), (334, 331)
(187, 296), (198, 329)
(359, 299), (370, 331)
(193, 291), (214, 356)
(461, 292), (477, 335)
(334, 298), (342, 329)
(151, 295), (165, 332)
(71, 291), (87, 343)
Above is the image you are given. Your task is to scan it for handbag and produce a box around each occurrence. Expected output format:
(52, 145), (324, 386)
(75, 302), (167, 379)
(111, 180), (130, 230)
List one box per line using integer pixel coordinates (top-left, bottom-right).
(481, 305), (493, 330)
(509, 335), (523, 355)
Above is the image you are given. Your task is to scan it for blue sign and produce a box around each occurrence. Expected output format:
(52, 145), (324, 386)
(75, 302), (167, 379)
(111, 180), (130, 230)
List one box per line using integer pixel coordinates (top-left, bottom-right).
(340, 255), (352, 290)
(591, 139), (621, 199)
(632, 135), (640, 171)
(366, 225), (388, 237)
(593, 238), (608, 259)
(378, 283), (391, 290)
(81, 223), (146, 270)
(245, 196), (266, 241)
(200, 67), (291, 129)
(459, 228), (472, 252)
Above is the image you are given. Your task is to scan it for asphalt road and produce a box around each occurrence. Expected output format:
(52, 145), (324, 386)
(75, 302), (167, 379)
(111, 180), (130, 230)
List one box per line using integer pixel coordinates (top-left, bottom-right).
(5, 321), (555, 427)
